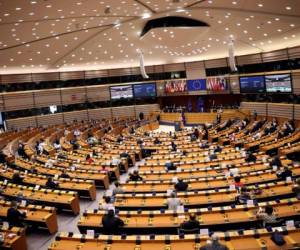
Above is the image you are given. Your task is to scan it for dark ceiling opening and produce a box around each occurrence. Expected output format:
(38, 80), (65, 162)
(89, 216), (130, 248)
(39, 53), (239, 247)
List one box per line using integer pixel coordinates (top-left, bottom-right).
(141, 16), (209, 37)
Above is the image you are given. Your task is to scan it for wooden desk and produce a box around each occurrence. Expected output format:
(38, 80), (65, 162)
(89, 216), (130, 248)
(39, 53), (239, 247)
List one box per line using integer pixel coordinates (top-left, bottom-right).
(0, 200), (58, 234)
(48, 227), (300, 250)
(0, 165), (96, 200)
(1, 182), (80, 215)
(79, 198), (300, 234)
(121, 165), (300, 193)
(0, 226), (27, 250)
(110, 181), (294, 210)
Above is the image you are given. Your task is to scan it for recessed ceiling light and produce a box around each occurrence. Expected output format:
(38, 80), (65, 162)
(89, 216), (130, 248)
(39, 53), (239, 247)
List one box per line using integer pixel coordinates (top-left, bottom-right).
(285, 6), (291, 10)
(258, 3), (263, 7)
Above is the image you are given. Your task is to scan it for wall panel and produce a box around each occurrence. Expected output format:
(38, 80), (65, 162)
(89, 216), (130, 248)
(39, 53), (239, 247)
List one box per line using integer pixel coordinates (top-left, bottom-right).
(135, 104), (160, 118)
(86, 85), (110, 102)
(3, 92), (34, 111)
(6, 117), (37, 130)
(34, 89), (61, 107)
(63, 110), (88, 123)
(292, 71), (300, 95)
(112, 106), (135, 119)
(88, 108), (112, 120)
(267, 103), (293, 119)
(236, 53), (262, 65)
(240, 102), (267, 116)
(36, 113), (64, 127)
(61, 87), (86, 105)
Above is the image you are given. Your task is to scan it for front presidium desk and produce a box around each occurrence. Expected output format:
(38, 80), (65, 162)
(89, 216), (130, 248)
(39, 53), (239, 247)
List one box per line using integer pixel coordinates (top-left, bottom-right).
(0, 181), (80, 215)
(0, 226), (27, 250)
(78, 198), (300, 234)
(107, 181), (295, 210)
(0, 200), (58, 234)
(119, 165), (300, 194)
(49, 227), (300, 250)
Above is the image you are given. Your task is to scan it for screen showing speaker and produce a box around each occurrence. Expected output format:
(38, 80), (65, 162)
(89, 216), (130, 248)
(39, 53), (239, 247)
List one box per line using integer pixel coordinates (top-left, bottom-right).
(133, 83), (156, 98)
(207, 77), (228, 91)
(110, 85), (133, 99)
(265, 74), (292, 93)
(165, 79), (187, 93)
(239, 76), (265, 93)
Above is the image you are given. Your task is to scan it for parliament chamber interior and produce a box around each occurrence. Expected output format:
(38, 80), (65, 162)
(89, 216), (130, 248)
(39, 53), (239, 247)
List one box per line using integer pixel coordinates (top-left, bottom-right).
(1, 0), (300, 249)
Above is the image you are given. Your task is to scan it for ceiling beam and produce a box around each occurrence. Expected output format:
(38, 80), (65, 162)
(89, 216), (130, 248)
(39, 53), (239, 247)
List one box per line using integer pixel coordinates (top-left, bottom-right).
(133, 0), (157, 14)
(187, 0), (208, 8)
(0, 15), (138, 26)
(48, 17), (140, 69)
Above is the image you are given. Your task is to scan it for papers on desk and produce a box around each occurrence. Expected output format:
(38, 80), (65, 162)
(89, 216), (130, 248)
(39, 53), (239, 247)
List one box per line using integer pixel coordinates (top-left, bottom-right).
(229, 184), (236, 191)
(171, 177), (178, 183)
(3, 179), (8, 185)
(21, 200), (27, 207)
(286, 220), (294, 228)
(286, 177), (292, 183)
(34, 185), (40, 190)
(2, 222), (9, 229)
(86, 230), (95, 238)
(247, 200), (254, 206)
(105, 190), (113, 196)
(167, 189), (173, 196)
(176, 206), (184, 213)
(178, 215), (185, 219)
(272, 166), (278, 171)
(200, 228), (209, 235)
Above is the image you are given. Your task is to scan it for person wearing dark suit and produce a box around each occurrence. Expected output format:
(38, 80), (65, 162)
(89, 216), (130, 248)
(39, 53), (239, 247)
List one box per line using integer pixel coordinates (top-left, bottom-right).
(6, 201), (27, 227)
(180, 214), (200, 230)
(101, 209), (124, 234)
(12, 172), (24, 184)
(200, 234), (229, 250)
(59, 170), (70, 179)
(165, 161), (176, 171)
(45, 177), (59, 189)
(276, 167), (293, 180)
(175, 179), (188, 192)
(129, 170), (143, 181)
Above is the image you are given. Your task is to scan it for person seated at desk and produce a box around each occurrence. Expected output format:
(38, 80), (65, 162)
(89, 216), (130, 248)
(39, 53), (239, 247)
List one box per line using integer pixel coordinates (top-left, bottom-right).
(129, 170), (143, 182)
(45, 158), (56, 168)
(256, 205), (282, 227)
(167, 192), (182, 211)
(200, 234), (229, 250)
(16, 192), (25, 203)
(171, 141), (177, 152)
(165, 161), (176, 171)
(12, 171), (24, 184)
(225, 164), (239, 178)
(29, 166), (38, 174)
(236, 186), (251, 204)
(292, 178), (300, 199)
(7, 201), (27, 227)
(180, 214), (200, 231)
(245, 151), (257, 163)
(270, 155), (282, 168)
(233, 176), (244, 189)
(102, 209), (124, 235)
(59, 169), (70, 179)
(45, 177), (59, 189)
(213, 145), (222, 153)
(276, 166), (293, 180)
(175, 179), (188, 192)
(53, 139), (61, 150)
(112, 182), (124, 196)
(100, 196), (115, 211)
(86, 154), (94, 164)
(154, 137), (161, 145)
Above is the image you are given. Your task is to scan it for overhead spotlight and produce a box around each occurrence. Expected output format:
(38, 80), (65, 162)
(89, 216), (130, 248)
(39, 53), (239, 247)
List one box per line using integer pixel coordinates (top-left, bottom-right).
(104, 6), (111, 14)
(142, 13), (151, 19)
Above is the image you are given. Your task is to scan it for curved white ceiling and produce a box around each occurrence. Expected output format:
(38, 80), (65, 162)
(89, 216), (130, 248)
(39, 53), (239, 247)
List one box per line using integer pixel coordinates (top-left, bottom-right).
(0, 0), (299, 74)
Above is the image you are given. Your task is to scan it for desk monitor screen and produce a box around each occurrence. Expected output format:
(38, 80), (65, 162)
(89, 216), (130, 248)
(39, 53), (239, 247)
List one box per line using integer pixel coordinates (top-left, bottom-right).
(240, 76), (265, 93)
(110, 85), (133, 99)
(133, 83), (156, 98)
(265, 74), (292, 93)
